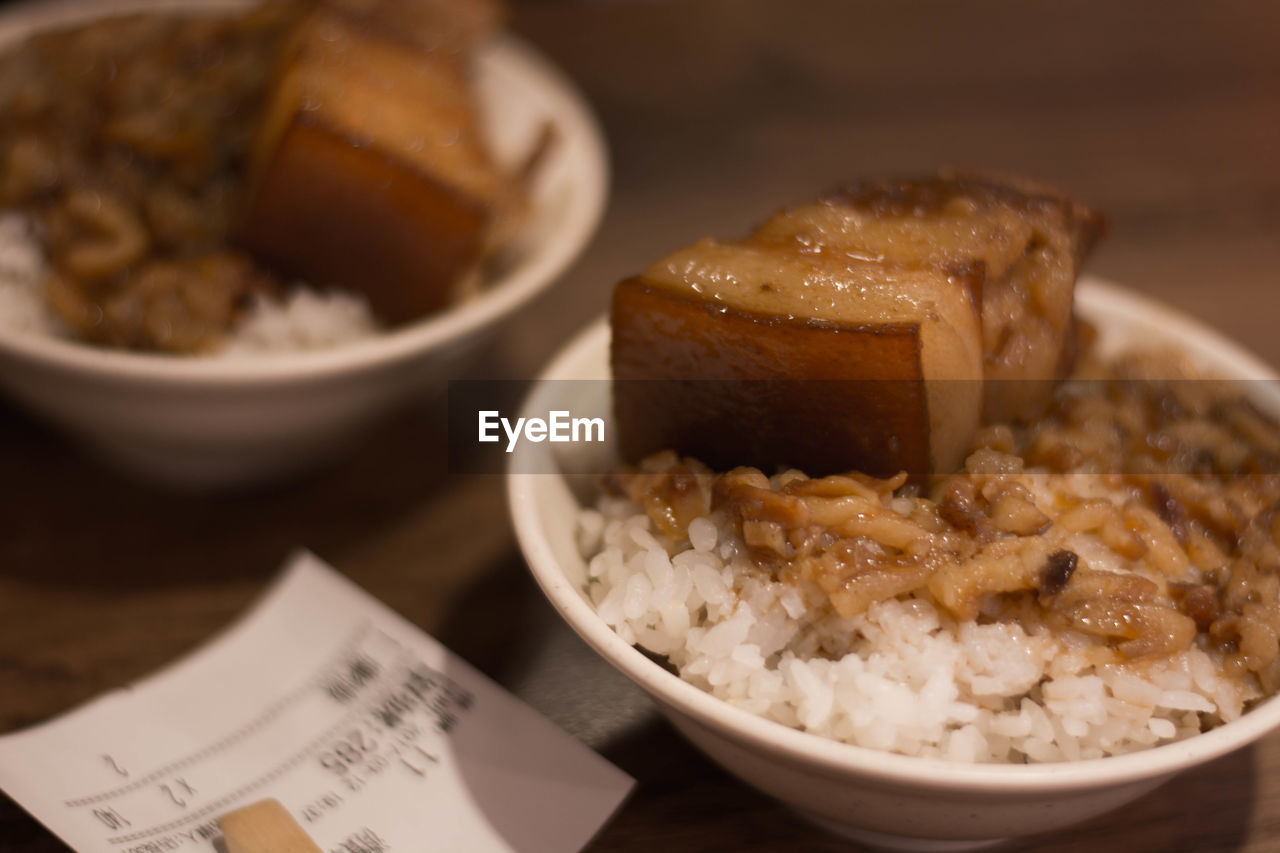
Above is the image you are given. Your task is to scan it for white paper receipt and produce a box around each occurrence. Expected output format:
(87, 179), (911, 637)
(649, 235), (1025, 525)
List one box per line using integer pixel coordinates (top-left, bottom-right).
(0, 552), (634, 853)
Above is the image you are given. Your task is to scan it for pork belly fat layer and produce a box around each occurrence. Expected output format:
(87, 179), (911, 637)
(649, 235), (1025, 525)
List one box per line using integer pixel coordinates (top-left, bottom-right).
(612, 239), (983, 477)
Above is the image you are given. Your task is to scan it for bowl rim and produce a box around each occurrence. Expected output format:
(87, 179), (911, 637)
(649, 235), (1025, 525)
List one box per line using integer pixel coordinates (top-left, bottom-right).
(509, 277), (1280, 793)
(0, 0), (609, 386)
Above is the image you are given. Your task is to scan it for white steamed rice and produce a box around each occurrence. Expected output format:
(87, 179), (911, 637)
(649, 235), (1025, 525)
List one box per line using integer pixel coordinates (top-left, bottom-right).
(0, 212), (378, 355)
(580, 495), (1249, 763)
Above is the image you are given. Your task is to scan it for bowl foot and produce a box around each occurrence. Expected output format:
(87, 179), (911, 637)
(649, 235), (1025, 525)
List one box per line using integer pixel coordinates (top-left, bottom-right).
(798, 812), (1006, 852)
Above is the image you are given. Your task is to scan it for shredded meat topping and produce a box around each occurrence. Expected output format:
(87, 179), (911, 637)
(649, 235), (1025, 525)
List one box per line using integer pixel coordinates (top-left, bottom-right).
(611, 354), (1280, 684)
(0, 5), (301, 351)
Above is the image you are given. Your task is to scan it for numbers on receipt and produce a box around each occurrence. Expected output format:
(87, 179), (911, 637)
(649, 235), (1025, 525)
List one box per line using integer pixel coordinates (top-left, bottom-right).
(56, 626), (477, 850)
(311, 658), (476, 798)
(318, 731), (389, 794)
(93, 806), (132, 830)
(159, 779), (196, 809)
(319, 732), (376, 776)
(310, 659), (475, 797)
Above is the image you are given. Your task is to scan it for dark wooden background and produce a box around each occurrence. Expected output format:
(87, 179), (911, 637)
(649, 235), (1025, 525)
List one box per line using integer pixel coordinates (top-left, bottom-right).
(2, 0), (1279, 850)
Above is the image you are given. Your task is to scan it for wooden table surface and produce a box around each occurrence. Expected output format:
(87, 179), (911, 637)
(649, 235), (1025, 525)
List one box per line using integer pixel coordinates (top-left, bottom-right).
(2, 0), (1279, 850)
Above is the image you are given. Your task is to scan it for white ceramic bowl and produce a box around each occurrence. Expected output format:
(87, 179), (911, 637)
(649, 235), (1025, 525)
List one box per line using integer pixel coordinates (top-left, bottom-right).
(508, 279), (1280, 847)
(0, 0), (607, 487)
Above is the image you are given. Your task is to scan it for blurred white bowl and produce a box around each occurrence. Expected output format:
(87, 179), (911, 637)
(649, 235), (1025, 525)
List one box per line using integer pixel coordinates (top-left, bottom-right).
(0, 0), (608, 487)
(509, 279), (1280, 846)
